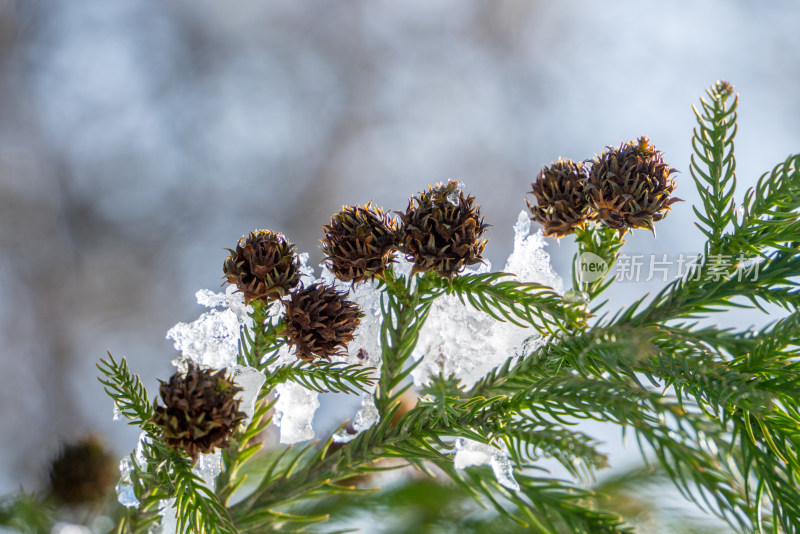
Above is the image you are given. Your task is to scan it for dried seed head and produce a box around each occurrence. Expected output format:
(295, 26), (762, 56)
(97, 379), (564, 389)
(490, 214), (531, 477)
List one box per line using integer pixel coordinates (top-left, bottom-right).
(399, 180), (489, 278)
(223, 230), (300, 304)
(321, 202), (399, 284)
(587, 136), (679, 233)
(713, 80), (735, 99)
(152, 364), (246, 462)
(49, 435), (116, 505)
(283, 283), (362, 362)
(526, 158), (591, 238)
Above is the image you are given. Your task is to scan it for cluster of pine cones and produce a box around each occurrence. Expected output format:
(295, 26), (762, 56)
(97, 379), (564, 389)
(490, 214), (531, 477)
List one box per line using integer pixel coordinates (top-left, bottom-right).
(153, 142), (678, 462)
(528, 136), (679, 237)
(222, 179), (489, 364)
(152, 181), (488, 461)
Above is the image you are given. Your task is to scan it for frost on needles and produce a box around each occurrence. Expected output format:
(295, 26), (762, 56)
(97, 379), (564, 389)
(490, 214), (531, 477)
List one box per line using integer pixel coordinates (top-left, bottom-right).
(3, 81), (799, 534)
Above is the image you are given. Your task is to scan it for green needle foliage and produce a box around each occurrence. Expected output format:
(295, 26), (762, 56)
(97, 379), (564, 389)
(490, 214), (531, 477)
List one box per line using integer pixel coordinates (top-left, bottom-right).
(4, 81), (799, 534)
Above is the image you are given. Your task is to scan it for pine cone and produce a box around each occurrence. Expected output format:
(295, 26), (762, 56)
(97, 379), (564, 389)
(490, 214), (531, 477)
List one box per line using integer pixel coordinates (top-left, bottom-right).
(526, 158), (591, 237)
(587, 136), (679, 232)
(399, 181), (488, 278)
(283, 283), (362, 362)
(321, 203), (399, 284)
(152, 364), (246, 462)
(223, 230), (300, 304)
(49, 435), (116, 505)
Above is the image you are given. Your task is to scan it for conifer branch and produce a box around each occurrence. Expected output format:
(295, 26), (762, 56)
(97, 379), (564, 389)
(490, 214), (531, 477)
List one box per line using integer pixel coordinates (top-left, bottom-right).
(97, 353), (155, 430)
(691, 80), (738, 251)
(426, 272), (587, 334)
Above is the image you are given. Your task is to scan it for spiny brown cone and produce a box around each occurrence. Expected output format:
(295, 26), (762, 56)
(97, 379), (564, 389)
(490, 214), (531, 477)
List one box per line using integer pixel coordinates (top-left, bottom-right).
(399, 180), (489, 278)
(321, 202), (400, 284)
(587, 136), (680, 232)
(152, 364), (246, 462)
(283, 283), (362, 362)
(526, 158), (591, 238)
(223, 230), (300, 304)
(49, 435), (116, 505)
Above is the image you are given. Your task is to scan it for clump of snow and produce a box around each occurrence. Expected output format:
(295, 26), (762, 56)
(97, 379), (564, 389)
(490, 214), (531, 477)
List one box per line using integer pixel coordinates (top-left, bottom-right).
(167, 286), (252, 370)
(411, 211), (559, 388)
(453, 438), (519, 491)
(504, 210), (564, 292)
(273, 381), (320, 444)
(115, 457), (139, 508)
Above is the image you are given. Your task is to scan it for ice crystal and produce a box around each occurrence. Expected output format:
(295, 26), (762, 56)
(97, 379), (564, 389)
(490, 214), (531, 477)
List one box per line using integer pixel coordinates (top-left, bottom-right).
(273, 382), (320, 444)
(230, 365), (266, 421)
(332, 394), (380, 443)
(504, 210), (564, 291)
(152, 498), (178, 534)
(115, 457), (139, 508)
(112, 403), (122, 421)
(134, 431), (149, 468)
(167, 286), (251, 370)
(453, 438), (519, 491)
(192, 450), (222, 488)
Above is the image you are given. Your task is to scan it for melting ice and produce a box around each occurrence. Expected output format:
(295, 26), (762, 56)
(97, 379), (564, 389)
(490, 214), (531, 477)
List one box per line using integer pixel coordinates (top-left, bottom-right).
(453, 438), (520, 491)
(411, 211), (561, 388)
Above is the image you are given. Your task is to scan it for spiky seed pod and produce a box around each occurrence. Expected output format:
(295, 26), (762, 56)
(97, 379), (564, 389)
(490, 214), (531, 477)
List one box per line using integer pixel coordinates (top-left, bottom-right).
(283, 283), (362, 362)
(49, 435), (116, 505)
(223, 230), (300, 304)
(587, 136), (679, 232)
(399, 180), (489, 278)
(526, 158), (592, 238)
(321, 203), (399, 284)
(152, 364), (246, 462)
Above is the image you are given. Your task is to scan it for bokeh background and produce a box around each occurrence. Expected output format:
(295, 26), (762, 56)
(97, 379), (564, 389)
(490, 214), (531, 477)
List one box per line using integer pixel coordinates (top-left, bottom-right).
(1, 0), (799, 522)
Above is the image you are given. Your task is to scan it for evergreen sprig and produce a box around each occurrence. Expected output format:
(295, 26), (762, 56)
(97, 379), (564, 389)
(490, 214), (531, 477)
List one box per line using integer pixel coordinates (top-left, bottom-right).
(266, 360), (374, 394)
(97, 353), (154, 430)
(692, 80), (738, 251)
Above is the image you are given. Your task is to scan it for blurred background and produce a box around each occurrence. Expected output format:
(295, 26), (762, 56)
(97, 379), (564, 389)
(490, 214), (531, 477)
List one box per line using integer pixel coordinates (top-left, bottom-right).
(1, 0), (799, 526)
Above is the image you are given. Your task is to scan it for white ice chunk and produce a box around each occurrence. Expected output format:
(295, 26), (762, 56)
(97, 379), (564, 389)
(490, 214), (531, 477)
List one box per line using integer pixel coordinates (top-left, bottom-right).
(445, 181), (465, 206)
(332, 426), (357, 444)
(196, 285), (253, 325)
(353, 395), (380, 432)
(411, 212), (557, 388)
(453, 438), (519, 491)
(193, 450), (222, 488)
(230, 365), (266, 422)
(167, 308), (242, 369)
(274, 382), (319, 444)
(392, 255), (414, 280)
(504, 210), (563, 292)
(332, 394), (379, 444)
(112, 403), (122, 421)
(134, 431), (149, 468)
(411, 286), (543, 388)
(153, 498), (178, 534)
(115, 457), (139, 508)
(168, 286), (254, 370)
(296, 252), (316, 285)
